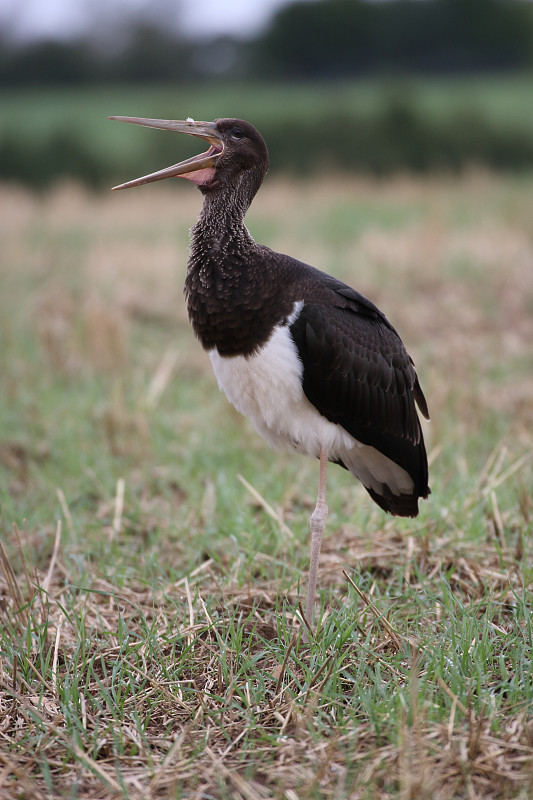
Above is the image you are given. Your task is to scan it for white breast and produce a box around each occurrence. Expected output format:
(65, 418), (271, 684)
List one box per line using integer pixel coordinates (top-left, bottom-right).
(208, 315), (414, 498)
(209, 319), (352, 458)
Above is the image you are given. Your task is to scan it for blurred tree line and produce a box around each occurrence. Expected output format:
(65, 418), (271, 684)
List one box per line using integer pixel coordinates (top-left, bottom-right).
(1, 0), (532, 85)
(2, 0), (533, 187)
(255, 0), (533, 78)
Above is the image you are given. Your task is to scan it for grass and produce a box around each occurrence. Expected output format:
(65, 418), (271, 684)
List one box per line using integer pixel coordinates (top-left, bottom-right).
(1, 171), (533, 798)
(3, 74), (533, 139)
(2, 73), (533, 186)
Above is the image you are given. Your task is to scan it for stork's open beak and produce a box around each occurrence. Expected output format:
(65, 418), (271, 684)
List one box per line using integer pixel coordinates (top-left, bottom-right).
(109, 117), (223, 190)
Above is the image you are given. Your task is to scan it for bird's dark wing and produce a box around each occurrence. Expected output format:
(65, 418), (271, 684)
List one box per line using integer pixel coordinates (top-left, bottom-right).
(289, 277), (429, 509)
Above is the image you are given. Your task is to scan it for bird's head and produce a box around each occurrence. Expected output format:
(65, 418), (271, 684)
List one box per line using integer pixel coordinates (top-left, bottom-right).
(109, 116), (269, 195)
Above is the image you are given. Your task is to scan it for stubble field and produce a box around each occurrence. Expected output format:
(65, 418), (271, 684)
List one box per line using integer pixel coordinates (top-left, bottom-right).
(1, 171), (533, 799)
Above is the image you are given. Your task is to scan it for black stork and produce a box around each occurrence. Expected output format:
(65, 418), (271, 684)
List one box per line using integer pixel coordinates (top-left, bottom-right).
(110, 116), (430, 637)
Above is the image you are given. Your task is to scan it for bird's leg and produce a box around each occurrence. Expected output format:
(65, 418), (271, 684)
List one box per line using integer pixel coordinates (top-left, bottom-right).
(303, 448), (328, 640)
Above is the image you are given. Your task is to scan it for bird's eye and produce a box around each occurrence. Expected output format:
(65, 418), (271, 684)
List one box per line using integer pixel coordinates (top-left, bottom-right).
(231, 127), (244, 140)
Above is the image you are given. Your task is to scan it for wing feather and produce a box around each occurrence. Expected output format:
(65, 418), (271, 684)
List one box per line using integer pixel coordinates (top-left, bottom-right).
(290, 297), (429, 498)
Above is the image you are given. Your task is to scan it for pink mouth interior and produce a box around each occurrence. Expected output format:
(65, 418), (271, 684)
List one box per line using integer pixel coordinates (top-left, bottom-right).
(181, 166), (217, 186)
(179, 143), (222, 186)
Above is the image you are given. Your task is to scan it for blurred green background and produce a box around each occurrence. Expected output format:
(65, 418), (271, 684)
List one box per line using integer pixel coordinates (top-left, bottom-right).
(1, 0), (533, 187)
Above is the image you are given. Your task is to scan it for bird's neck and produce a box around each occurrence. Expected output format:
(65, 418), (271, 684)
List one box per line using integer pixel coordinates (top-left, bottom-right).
(191, 198), (251, 263)
(185, 170), (290, 356)
(189, 173), (258, 264)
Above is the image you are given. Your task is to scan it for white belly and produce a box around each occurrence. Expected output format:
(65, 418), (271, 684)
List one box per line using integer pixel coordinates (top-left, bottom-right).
(209, 321), (414, 497)
(209, 322), (352, 457)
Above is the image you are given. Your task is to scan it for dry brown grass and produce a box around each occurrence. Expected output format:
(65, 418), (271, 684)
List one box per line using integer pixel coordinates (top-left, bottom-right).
(1, 517), (532, 800)
(1, 173), (533, 799)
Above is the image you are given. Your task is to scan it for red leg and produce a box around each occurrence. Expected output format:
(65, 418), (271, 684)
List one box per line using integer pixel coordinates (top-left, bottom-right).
(303, 448), (328, 640)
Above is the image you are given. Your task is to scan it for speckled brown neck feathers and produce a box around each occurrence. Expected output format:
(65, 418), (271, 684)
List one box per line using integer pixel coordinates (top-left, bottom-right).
(184, 170), (295, 356)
